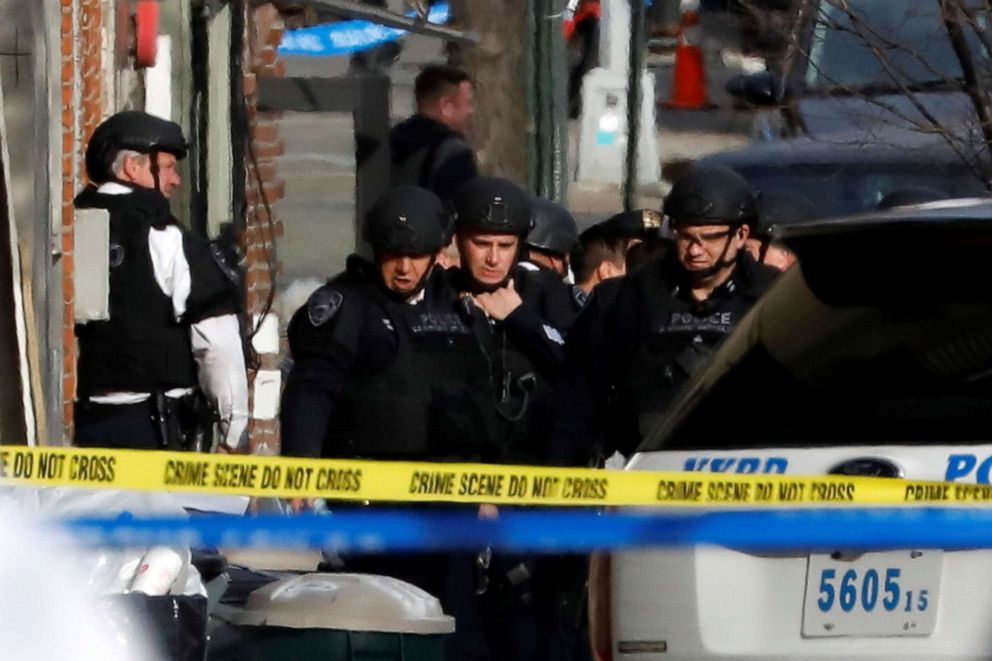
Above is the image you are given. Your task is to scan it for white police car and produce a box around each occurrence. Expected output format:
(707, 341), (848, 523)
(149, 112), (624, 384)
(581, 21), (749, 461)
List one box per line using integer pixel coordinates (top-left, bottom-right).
(596, 199), (992, 659)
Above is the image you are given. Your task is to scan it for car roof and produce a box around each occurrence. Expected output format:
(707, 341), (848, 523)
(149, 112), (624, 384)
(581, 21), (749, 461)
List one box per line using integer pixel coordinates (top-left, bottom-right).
(700, 134), (981, 169)
(774, 197), (992, 240)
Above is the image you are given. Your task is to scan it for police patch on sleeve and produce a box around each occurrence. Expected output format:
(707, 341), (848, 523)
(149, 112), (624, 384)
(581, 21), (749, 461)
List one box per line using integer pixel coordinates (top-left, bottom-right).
(308, 289), (344, 326)
(542, 324), (565, 345)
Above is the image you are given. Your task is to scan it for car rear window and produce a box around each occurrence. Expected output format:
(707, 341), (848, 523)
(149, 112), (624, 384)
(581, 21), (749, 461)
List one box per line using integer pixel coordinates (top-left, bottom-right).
(738, 163), (986, 218)
(643, 305), (992, 451)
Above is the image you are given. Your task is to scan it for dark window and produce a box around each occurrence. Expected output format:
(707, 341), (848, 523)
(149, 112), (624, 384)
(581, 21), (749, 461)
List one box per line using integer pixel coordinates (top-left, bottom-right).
(806, 0), (991, 91)
(739, 163), (986, 218)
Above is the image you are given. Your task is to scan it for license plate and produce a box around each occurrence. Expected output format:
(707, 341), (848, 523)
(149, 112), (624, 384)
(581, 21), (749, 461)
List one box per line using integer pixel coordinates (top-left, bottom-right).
(802, 550), (941, 638)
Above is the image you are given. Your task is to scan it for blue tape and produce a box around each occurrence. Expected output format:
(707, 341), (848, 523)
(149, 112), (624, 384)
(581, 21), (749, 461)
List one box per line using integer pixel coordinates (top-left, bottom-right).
(279, 4), (450, 57)
(59, 508), (992, 553)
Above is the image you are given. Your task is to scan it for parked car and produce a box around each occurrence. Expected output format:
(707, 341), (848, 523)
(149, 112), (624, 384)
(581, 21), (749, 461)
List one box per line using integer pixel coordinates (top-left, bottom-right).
(727, 0), (991, 143)
(593, 199), (992, 660)
(698, 132), (989, 218)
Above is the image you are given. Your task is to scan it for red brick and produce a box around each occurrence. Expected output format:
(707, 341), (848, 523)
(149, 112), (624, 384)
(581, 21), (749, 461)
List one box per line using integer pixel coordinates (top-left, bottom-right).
(251, 122), (279, 143)
(243, 73), (257, 97)
(63, 272), (74, 304)
(252, 141), (284, 159)
(265, 27), (284, 47)
(263, 178), (286, 200)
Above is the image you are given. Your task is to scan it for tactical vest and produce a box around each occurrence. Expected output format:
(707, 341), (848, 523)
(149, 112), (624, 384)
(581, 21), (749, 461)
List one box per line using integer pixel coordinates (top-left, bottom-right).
(326, 291), (505, 461)
(469, 268), (558, 464)
(75, 189), (196, 397)
(625, 260), (755, 435)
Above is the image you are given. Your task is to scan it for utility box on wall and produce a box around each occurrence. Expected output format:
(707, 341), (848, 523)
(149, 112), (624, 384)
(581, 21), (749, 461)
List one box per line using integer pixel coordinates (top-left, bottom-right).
(73, 208), (110, 323)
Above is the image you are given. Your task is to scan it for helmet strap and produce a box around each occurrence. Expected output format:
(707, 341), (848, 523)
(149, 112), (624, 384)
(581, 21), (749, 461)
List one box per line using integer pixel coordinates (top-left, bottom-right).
(690, 229), (737, 280)
(149, 149), (161, 192)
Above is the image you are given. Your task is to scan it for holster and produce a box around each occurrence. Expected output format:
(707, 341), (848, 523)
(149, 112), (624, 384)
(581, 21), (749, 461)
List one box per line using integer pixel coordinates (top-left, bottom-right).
(152, 390), (214, 452)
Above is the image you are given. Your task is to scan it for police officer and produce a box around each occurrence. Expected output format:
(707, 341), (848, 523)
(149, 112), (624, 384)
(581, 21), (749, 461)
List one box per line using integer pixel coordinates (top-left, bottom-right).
(521, 196), (587, 314)
(599, 208), (672, 273)
(73, 111), (248, 452)
(558, 163), (780, 459)
(450, 177), (575, 448)
(447, 177), (577, 661)
(281, 186), (498, 660)
(523, 197), (579, 280)
(746, 189), (816, 271)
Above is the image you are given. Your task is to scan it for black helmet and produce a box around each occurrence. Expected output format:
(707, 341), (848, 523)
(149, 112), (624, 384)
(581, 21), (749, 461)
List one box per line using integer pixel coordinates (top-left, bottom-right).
(752, 190), (817, 238)
(526, 197), (578, 255)
(362, 186), (450, 255)
(86, 111), (189, 183)
(663, 162), (757, 227)
(600, 209), (664, 239)
(451, 176), (534, 235)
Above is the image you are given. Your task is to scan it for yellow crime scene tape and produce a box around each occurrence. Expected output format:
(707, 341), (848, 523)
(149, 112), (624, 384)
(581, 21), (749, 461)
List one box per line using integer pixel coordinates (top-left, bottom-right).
(0, 445), (989, 507)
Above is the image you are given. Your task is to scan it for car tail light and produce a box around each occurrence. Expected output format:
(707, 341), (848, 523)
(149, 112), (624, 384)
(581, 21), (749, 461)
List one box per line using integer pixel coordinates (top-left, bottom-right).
(589, 552), (613, 661)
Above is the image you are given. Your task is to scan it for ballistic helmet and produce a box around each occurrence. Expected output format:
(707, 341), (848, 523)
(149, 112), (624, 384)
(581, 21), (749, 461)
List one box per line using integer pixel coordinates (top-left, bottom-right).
(363, 186), (450, 255)
(526, 197), (578, 256)
(451, 177), (534, 235)
(752, 190), (817, 239)
(663, 163), (757, 227)
(86, 111), (188, 183)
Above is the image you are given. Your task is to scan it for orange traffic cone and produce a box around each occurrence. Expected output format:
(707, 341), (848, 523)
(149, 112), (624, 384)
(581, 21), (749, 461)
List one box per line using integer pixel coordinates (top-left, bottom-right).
(664, 8), (711, 109)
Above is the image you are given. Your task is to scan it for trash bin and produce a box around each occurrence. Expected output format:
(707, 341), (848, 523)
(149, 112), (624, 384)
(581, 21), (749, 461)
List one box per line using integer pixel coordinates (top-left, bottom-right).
(229, 573), (455, 661)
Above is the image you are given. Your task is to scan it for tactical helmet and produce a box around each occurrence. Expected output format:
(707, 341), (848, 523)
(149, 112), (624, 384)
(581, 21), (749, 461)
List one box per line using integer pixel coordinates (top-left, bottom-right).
(599, 209), (664, 239)
(526, 196), (579, 255)
(362, 186), (450, 255)
(663, 162), (757, 227)
(451, 176), (534, 235)
(752, 190), (817, 238)
(86, 111), (189, 183)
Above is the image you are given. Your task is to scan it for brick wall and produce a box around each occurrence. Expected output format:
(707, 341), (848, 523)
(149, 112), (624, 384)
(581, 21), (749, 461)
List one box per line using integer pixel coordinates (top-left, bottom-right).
(243, 3), (286, 454)
(60, 0), (108, 441)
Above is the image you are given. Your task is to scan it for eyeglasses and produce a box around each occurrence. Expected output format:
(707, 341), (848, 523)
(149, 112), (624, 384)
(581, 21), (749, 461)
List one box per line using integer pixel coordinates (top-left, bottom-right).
(674, 228), (735, 247)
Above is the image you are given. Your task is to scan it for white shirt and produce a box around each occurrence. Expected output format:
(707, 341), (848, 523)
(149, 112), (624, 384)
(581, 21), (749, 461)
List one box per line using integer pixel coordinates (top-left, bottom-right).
(86, 182), (249, 451)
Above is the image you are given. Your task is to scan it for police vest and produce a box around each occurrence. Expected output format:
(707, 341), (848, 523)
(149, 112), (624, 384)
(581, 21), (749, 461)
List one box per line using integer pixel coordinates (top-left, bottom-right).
(625, 259), (761, 435)
(467, 267), (560, 465)
(326, 290), (505, 461)
(74, 188), (196, 397)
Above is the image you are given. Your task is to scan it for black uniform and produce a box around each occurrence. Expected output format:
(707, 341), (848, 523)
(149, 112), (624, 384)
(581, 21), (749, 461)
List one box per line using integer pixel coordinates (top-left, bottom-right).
(284, 254), (513, 660)
(283, 255), (518, 461)
(73, 185), (242, 450)
(447, 263), (576, 463)
(390, 114), (479, 201)
(559, 251), (779, 460)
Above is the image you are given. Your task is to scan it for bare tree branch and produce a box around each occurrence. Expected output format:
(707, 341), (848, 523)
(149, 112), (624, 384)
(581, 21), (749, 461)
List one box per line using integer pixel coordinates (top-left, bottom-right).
(942, 0), (992, 185)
